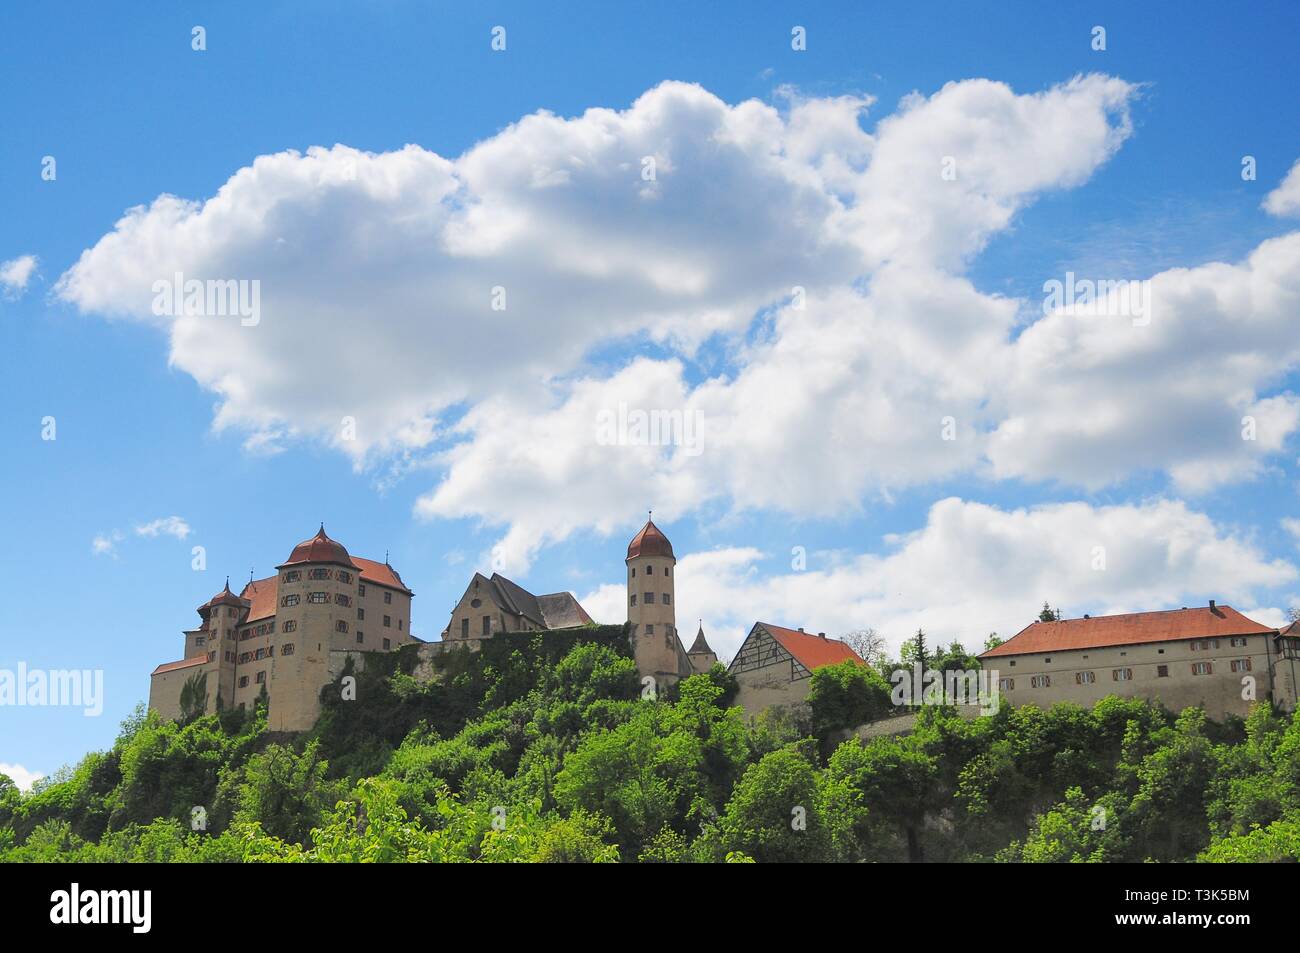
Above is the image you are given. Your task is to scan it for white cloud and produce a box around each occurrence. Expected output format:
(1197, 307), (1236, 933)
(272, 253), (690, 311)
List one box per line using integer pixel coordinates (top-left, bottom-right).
(61, 75), (1300, 571)
(0, 763), (44, 792)
(0, 254), (38, 297)
(989, 233), (1300, 491)
(91, 531), (123, 557)
(134, 516), (192, 540)
(1264, 159), (1300, 217)
(583, 497), (1296, 662)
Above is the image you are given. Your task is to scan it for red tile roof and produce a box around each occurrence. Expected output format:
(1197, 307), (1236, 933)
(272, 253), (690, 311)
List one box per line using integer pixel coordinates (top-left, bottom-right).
(279, 526), (357, 569)
(761, 623), (868, 670)
(352, 556), (412, 594)
(627, 519), (674, 560)
(240, 575), (279, 623)
(980, 605), (1276, 658)
(151, 656), (210, 676)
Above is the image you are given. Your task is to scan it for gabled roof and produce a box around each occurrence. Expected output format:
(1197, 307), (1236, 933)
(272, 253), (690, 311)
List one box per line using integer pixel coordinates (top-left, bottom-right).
(627, 519), (674, 560)
(536, 592), (594, 629)
(760, 623), (866, 670)
(151, 655), (210, 677)
(352, 556), (413, 595)
(490, 573), (546, 627)
(240, 575), (279, 623)
(980, 604), (1276, 658)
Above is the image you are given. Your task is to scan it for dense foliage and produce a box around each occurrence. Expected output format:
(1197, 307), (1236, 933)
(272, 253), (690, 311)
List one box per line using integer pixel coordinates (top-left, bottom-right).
(2, 632), (1297, 862)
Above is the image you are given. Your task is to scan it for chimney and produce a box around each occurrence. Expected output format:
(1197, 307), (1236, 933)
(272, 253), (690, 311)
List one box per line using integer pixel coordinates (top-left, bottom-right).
(798, 627), (804, 633)
(1083, 614), (1090, 619)
(818, 632), (826, 639)
(1209, 599), (1217, 613)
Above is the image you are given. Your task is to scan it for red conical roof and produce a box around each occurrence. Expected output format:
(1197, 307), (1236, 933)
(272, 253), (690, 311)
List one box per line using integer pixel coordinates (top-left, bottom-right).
(280, 525), (357, 568)
(627, 518), (674, 560)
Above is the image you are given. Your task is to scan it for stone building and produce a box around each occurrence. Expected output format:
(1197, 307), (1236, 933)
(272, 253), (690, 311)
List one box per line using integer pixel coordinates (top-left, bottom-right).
(148, 526), (415, 731)
(979, 603), (1300, 719)
(727, 621), (868, 715)
(440, 571), (593, 643)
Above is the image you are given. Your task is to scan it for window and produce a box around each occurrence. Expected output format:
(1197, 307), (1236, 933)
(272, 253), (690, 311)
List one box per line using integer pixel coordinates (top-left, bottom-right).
(384, 591), (393, 604)
(1030, 674), (1051, 688)
(999, 677), (1014, 691)
(1192, 639), (1220, 652)
(308, 591), (328, 604)
(662, 593), (670, 605)
(1157, 664), (1169, 677)
(630, 568), (636, 578)
(1230, 636), (1248, 647)
(282, 620), (297, 633)
(281, 643), (294, 656)
(356, 631), (364, 644)
(337, 571), (352, 584)
(255, 671), (266, 684)
(239, 676), (249, 688)
(1076, 671), (1096, 684)
(335, 593), (351, 607)
(281, 594), (300, 607)
(336, 621), (348, 633)
(239, 652), (252, 664)
(461, 618), (469, 638)
(283, 570), (301, 582)
(358, 584), (366, 597)
(1230, 658), (1252, 673)
(470, 598), (481, 608)
(1192, 661), (1213, 676)
(383, 639), (391, 650)
(645, 592), (655, 604)
(195, 635), (206, 647)
(309, 567), (331, 580)
(398, 619), (403, 631)
(1112, 668), (1133, 681)
(384, 615), (393, 628)
(481, 615), (490, 635)
(630, 594), (637, 606)
(646, 565), (654, 575)
(645, 624), (655, 635)
(357, 607), (365, 620)
(255, 648), (268, 660)
(224, 651), (235, 663)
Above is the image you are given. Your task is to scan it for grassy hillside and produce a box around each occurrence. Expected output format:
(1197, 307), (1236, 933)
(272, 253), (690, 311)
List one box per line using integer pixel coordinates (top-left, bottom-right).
(3, 627), (1298, 862)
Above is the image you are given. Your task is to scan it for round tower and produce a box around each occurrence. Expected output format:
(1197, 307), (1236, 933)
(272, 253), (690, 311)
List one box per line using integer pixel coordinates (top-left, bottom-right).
(626, 514), (681, 688)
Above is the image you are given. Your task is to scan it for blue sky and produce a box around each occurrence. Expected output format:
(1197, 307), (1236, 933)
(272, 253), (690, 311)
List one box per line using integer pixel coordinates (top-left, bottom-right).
(3, 1), (1300, 783)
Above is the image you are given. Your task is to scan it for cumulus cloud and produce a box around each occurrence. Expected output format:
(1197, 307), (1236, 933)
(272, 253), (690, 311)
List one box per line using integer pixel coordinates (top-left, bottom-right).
(59, 74), (1300, 571)
(583, 497), (1297, 661)
(0, 763), (44, 792)
(0, 254), (38, 297)
(1264, 159), (1300, 217)
(989, 233), (1300, 490)
(134, 516), (192, 540)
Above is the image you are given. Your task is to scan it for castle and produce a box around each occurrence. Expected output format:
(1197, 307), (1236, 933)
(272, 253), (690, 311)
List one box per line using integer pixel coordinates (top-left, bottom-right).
(148, 526), (417, 731)
(149, 517), (724, 730)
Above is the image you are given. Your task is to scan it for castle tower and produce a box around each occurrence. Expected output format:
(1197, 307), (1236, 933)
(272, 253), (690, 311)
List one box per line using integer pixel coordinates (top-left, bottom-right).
(686, 622), (718, 673)
(626, 515), (683, 689)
